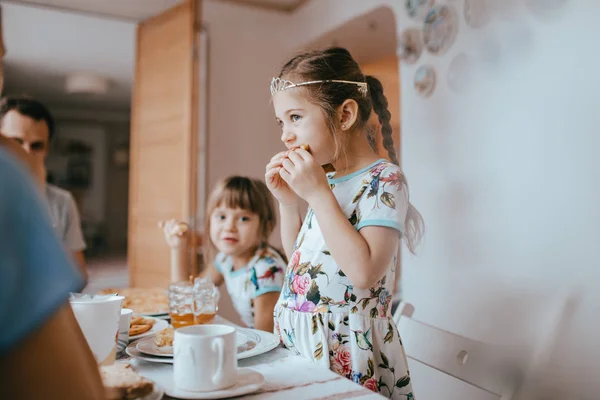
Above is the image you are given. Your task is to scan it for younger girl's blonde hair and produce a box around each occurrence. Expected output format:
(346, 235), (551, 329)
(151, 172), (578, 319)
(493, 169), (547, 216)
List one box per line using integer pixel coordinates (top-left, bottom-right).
(203, 176), (279, 265)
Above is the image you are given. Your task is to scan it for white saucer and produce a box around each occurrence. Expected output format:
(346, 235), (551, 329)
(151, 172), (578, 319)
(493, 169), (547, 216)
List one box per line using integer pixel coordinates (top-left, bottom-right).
(164, 368), (264, 399)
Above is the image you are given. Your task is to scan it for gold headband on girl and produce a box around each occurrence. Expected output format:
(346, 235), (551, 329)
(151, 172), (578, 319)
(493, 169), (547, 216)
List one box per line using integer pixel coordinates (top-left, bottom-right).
(270, 77), (368, 97)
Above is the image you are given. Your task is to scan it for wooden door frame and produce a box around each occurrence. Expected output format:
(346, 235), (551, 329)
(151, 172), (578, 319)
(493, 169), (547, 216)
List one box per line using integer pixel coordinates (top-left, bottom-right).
(128, 0), (200, 287)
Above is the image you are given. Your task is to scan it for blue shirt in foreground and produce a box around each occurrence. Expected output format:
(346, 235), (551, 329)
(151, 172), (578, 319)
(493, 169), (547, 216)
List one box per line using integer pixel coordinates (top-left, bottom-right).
(0, 148), (84, 355)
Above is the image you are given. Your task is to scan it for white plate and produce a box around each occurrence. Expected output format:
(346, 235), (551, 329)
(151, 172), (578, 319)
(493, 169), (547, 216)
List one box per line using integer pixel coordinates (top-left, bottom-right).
(136, 337), (173, 357)
(126, 342), (174, 364)
(130, 318), (170, 342)
(139, 312), (169, 318)
(423, 4), (458, 55)
(164, 368), (264, 399)
(236, 327), (280, 360)
(133, 327), (280, 360)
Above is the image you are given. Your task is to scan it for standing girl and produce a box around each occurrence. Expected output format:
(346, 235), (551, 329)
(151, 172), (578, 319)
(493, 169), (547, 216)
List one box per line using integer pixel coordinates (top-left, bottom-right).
(202, 176), (287, 332)
(265, 48), (423, 399)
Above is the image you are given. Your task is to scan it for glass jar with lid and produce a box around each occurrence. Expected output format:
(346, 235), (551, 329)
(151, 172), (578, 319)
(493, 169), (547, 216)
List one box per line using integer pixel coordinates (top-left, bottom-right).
(168, 277), (219, 329)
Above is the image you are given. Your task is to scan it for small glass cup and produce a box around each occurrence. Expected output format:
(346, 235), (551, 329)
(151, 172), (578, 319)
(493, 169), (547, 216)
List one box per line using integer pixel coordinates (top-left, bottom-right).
(169, 277), (219, 329)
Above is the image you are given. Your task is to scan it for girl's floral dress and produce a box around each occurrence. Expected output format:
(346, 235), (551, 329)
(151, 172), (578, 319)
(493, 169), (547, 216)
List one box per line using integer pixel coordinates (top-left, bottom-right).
(273, 159), (415, 399)
(216, 245), (286, 328)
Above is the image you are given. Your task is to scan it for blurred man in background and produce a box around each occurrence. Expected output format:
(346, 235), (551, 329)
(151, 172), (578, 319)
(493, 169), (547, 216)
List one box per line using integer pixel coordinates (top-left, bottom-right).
(0, 96), (88, 280)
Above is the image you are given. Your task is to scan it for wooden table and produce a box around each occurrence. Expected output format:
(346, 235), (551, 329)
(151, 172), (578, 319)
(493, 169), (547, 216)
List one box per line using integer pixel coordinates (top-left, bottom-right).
(127, 317), (384, 399)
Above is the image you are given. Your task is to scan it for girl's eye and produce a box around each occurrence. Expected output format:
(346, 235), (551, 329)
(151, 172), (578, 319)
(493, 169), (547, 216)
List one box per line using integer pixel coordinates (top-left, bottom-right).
(217, 214), (225, 220)
(290, 115), (301, 122)
(240, 216), (250, 222)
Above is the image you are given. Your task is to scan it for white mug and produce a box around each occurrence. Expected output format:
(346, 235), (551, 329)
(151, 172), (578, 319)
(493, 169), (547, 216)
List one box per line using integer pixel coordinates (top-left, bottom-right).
(173, 324), (237, 392)
(70, 294), (124, 365)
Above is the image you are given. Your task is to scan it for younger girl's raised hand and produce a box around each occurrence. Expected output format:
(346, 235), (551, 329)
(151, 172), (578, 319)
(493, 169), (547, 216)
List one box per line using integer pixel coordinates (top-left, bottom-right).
(279, 147), (330, 205)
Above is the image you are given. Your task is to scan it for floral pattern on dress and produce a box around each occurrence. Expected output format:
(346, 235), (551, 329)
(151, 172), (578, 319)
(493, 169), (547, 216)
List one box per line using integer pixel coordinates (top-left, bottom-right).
(216, 245), (286, 328)
(273, 160), (414, 399)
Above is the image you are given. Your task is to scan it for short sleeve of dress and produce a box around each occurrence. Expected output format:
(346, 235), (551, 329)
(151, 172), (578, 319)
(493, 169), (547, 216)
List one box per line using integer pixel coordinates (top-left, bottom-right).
(355, 163), (409, 235)
(251, 248), (286, 298)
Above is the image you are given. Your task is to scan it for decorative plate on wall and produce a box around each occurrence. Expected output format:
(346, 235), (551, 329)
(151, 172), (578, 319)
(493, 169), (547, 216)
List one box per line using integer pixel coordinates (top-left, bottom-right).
(423, 4), (459, 55)
(397, 28), (424, 64)
(405, 0), (435, 22)
(464, 0), (491, 29)
(447, 53), (470, 92)
(414, 65), (436, 98)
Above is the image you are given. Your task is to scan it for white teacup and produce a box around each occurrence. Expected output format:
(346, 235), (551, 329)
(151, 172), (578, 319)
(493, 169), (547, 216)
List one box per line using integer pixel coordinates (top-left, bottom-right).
(70, 294), (124, 365)
(117, 308), (133, 354)
(173, 324), (237, 392)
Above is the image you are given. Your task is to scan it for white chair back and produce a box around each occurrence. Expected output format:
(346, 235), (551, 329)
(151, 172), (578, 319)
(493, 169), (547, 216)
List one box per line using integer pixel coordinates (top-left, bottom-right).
(395, 302), (522, 400)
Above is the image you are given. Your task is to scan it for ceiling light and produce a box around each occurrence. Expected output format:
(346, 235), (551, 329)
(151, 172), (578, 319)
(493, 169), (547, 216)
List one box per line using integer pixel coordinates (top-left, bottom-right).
(65, 73), (109, 95)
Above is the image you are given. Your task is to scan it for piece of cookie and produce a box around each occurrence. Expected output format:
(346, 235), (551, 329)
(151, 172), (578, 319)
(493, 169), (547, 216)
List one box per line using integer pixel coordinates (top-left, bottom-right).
(138, 318), (155, 326)
(129, 324), (152, 336)
(154, 326), (175, 347)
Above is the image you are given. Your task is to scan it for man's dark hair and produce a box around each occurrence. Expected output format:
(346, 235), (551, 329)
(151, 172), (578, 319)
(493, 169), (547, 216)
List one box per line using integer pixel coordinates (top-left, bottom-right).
(0, 95), (55, 140)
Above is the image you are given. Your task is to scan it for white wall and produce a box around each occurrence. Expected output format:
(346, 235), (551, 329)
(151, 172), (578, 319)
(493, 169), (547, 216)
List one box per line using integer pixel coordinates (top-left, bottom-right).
(286, 0), (598, 398)
(400, 2), (600, 397)
(201, 1), (293, 196)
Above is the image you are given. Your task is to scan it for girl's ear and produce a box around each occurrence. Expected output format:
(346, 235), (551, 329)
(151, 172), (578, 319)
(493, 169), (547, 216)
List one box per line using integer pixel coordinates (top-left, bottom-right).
(337, 99), (359, 131)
